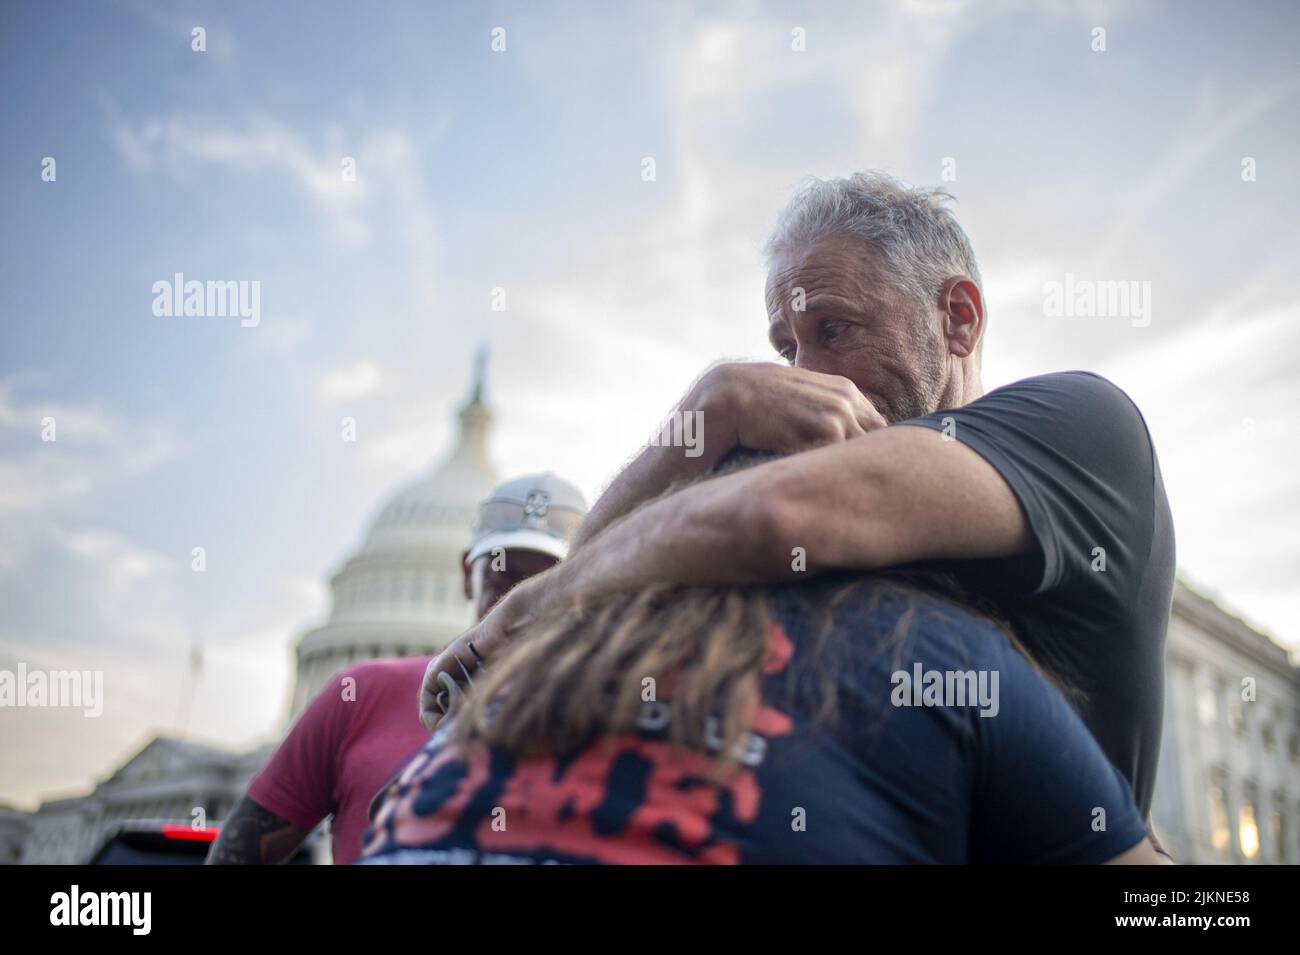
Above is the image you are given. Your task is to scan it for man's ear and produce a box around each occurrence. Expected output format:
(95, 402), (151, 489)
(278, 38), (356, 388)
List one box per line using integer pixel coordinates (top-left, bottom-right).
(939, 276), (984, 358)
(460, 550), (473, 600)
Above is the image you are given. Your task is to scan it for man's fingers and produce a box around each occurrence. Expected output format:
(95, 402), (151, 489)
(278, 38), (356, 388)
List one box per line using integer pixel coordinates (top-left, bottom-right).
(725, 366), (888, 452)
(793, 376), (883, 441)
(419, 706), (442, 735)
(418, 621), (506, 731)
(418, 657), (447, 733)
(417, 576), (538, 733)
(818, 376), (885, 433)
(852, 402), (885, 433)
(419, 645), (471, 728)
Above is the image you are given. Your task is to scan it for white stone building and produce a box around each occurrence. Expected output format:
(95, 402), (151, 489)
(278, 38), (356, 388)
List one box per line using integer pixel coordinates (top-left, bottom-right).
(0, 805), (32, 864)
(16, 738), (272, 864)
(1151, 582), (1300, 863)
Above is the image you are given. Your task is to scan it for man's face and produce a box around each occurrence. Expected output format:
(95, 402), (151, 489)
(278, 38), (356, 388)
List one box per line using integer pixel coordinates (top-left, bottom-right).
(765, 233), (948, 423)
(465, 548), (559, 621)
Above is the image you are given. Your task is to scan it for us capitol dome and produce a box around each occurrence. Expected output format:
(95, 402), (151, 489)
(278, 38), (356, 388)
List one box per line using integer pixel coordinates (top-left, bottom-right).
(289, 355), (499, 717)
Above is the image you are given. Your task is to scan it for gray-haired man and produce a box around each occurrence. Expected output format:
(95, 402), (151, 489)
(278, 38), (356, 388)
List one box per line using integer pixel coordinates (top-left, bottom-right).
(426, 171), (1175, 856)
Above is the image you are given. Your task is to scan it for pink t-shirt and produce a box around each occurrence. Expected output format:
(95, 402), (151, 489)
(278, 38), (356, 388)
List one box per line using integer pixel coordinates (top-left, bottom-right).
(247, 656), (431, 865)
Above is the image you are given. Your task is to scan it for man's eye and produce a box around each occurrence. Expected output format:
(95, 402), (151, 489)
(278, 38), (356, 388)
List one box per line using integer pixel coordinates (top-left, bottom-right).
(776, 344), (795, 362)
(821, 322), (845, 343)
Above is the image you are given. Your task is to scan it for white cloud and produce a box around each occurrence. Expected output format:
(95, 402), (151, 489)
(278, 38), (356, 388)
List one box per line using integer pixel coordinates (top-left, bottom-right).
(108, 113), (372, 249)
(0, 378), (119, 444)
(112, 116), (362, 201)
(361, 428), (428, 470)
(105, 108), (444, 306)
(318, 359), (383, 402)
(0, 380), (183, 555)
(120, 0), (239, 67)
(1086, 72), (1300, 272)
(1097, 303), (1300, 650)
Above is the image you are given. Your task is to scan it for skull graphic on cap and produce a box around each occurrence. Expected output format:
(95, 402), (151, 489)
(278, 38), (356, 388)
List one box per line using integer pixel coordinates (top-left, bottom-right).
(523, 490), (551, 526)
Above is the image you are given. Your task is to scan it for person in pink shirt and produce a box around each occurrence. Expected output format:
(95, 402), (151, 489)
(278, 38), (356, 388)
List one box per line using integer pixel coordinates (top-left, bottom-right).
(206, 473), (588, 864)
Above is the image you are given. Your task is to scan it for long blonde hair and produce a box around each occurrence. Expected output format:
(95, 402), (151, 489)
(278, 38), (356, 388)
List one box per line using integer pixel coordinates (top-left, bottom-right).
(448, 569), (1047, 774)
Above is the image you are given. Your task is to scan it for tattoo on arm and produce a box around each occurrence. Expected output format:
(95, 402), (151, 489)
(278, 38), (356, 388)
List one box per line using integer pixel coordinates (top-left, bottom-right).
(204, 796), (312, 865)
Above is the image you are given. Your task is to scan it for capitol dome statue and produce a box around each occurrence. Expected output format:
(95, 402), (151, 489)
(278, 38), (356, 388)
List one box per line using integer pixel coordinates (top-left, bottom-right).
(288, 353), (499, 718)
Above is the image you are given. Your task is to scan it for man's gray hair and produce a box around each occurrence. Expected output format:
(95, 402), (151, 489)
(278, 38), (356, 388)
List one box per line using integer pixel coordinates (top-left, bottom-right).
(763, 171), (983, 311)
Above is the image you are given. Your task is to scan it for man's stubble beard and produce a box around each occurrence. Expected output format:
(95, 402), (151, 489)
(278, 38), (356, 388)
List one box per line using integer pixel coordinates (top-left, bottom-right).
(884, 326), (949, 424)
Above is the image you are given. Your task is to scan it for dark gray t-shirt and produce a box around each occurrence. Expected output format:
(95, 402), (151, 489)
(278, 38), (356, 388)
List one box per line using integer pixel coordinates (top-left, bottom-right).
(902, 371), (1175, 815)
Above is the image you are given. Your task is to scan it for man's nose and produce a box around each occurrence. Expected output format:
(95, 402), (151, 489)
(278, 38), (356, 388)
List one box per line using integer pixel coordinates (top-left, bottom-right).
(792, 349), (832, 375)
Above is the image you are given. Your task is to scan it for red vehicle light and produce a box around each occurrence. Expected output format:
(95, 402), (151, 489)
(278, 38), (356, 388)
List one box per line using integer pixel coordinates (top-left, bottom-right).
(159, 824), (219, 842)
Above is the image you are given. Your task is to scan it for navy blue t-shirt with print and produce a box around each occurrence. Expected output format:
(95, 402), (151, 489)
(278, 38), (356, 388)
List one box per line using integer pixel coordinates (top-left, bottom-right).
(361, 579), (1148, 865)
(901, 372), (1175, 816)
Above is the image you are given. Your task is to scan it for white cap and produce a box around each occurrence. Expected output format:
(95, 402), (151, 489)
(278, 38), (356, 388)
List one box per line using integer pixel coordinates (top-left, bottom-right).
(466, 472), (589, 564)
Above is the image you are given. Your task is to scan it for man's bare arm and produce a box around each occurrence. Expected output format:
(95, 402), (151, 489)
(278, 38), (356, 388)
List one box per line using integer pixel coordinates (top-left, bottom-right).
(563, 422), (1030, 596)
(204, 795), (313, 865)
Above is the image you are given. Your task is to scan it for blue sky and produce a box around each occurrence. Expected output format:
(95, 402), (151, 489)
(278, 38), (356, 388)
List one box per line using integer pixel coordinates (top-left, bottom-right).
(2, 0), (1298, 807)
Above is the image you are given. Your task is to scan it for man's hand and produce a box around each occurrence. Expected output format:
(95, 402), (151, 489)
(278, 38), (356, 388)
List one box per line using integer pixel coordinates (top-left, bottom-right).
(688, 362), (888, 455)
(419, 575), (545, 733)
(570, 362), (886, 553)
